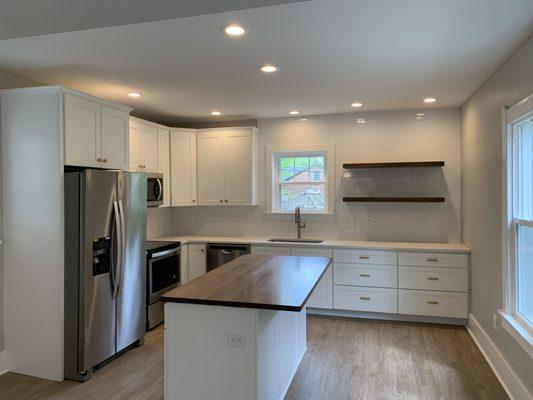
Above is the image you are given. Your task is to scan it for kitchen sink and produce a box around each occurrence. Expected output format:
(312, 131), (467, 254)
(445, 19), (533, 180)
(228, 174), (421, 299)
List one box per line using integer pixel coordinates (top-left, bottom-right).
(268, 238), (324, 243)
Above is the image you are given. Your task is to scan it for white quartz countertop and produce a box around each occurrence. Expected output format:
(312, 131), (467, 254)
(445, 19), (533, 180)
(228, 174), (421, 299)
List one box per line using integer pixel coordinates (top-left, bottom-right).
(150, 235), (470, 253)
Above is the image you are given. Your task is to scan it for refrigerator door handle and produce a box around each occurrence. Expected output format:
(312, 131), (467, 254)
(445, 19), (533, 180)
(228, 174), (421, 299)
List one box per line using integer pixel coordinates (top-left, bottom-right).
(112, 200), (123, 299)
(116, 200), (126, 297)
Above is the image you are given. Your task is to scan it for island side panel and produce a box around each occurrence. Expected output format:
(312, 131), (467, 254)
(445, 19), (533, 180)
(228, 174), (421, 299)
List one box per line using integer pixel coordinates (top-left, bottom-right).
(165, 303), (258, 400)
(257, 308), (307, 400)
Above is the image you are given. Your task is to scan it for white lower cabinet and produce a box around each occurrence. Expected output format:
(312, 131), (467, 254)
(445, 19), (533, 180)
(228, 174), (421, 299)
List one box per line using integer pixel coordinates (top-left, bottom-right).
(180, 244), (189, 284)
(399, 266), (468, 292)
(334, 286), (398, 313)
(398, 289), (468, 318)
(188, 244), (206, 281)
(291, 247), (333, 309)
(251, 246), (291, 256)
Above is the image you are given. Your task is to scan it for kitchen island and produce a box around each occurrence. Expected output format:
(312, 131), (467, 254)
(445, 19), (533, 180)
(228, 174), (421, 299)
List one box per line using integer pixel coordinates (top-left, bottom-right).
(162, 254), (331, 400)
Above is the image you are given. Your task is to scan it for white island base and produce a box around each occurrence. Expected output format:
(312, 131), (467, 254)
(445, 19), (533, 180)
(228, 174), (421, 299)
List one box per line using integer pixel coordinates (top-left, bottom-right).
(165, 303), (307, 400)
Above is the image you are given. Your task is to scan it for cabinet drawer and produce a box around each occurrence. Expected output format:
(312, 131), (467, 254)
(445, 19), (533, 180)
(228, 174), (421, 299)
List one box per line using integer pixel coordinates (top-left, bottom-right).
(398, 252), (468, 268)
(398, 289), (468, 318)
(334, 263), (397, 288)
(334, 286), (397, 313)
(399, 266), (468, 292)
(333, 249), (397, 265)
(251, 246), (291, 256)
(291, 247), (333, 258)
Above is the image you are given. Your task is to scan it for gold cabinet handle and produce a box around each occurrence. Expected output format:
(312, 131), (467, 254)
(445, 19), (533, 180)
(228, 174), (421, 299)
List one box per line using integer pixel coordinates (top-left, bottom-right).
(427, 277), (440, 281)
(359, 297), (371, 301)
(219, 199), (223, 203)
(427, 301), (439, 305)
(138, 164), (143, 168)
(359, 256), (370, 259)
(97, 158), (103, 162)
(427, 258), (439, 262)
(359, 274), (370, 277)
(224, 199), (228, 203)
(102, 158), (108, 163)
(192, 199), (196, 203)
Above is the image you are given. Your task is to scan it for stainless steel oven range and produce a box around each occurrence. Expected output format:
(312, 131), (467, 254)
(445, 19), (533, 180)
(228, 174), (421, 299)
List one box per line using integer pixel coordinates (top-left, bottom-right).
(146, 241), (181, 330)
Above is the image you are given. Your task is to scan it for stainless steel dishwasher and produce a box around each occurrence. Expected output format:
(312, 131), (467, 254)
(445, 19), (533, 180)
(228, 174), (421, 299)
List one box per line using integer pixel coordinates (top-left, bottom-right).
(206, 243), (251, 272)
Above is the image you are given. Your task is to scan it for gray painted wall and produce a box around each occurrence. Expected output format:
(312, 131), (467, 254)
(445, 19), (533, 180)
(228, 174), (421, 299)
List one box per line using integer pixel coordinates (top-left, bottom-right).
(0, 69), (41, 351)
(461, 33), (533, 394)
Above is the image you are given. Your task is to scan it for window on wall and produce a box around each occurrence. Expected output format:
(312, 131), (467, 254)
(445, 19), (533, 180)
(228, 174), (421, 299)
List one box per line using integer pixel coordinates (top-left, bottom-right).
(266, 143), (335, 214)
(503, 95), (533, 358)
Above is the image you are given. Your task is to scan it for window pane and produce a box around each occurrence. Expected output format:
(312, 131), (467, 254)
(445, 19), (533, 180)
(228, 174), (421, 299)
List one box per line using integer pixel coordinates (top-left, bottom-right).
(517, 224), (533, 324)
(279, 183), (325, 212)
(294, 157), (310, 181)
(279, 157), (295, 181)
(515, 120), (533, 220)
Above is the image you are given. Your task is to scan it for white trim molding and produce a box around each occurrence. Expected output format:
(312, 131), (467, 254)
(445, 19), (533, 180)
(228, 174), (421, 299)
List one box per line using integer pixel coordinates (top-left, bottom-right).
(467, 315), (532, 400)
(499, 310), (533, 359)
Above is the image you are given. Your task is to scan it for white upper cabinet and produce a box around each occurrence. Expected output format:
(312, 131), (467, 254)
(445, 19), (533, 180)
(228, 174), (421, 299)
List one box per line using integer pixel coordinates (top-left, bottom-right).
(64, 93), (130, 169)
(129, 118), (158, 173)
(197, 127), (258, 206)
(157, 128), (171, 207)
(170, 129), (197, 207)
(101, 105), (129, 170)
(64, 94), (101, 168)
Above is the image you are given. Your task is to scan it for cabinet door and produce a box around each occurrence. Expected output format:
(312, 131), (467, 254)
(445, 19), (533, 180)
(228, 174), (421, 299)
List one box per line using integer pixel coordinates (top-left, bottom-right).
(170, 129), (197, 207)
(157, 128), (171, 207)
(188, 244), (206, 280)
(197, 131), (226, 206)
(291, 247), (333, 309)
(224, 129), (252, 206)
(139, 123), (158, 173)
(64, 94), (101, 167)
(129, 122), (142, 171)
(251, 246), (291, 256)
(101, 105), (129, 170)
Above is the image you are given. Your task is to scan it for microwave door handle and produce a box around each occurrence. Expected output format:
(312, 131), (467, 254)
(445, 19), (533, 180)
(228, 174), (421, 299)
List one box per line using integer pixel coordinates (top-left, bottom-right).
(156, 179), (163, 201)
(116, 200), (126, 297)
(112, 201), (122, 299)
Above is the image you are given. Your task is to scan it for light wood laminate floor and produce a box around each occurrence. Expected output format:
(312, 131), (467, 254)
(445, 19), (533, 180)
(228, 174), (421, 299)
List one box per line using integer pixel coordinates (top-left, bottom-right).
(0, 316), (508, 400)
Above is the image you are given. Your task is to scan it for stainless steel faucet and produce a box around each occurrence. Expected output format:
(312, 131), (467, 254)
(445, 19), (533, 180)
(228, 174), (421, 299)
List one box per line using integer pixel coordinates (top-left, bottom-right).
(295, 206), (306, 239)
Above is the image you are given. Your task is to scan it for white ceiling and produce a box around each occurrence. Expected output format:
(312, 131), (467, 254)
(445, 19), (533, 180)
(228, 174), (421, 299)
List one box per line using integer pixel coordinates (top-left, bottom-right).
(0, 0), (532, 124)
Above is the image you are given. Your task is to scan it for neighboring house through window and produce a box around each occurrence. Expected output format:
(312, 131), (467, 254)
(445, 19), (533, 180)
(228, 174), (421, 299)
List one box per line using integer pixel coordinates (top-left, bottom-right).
(266, 143), (335, 214)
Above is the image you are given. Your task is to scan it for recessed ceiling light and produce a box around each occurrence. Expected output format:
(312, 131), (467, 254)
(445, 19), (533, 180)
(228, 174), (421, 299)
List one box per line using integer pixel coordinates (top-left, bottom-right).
(222, 24), (246, 37)
(351, 102), (363, 108)
(128, 92), (141, 98)
(211, 111), (222, 116)
(260, 64), (279, 73)
(289, 110), (300, 115)
(416, 113), (425, 116)
(299, 118), (308, 122)
(356, 118), (366, 124)
(424, 97), (436, 104)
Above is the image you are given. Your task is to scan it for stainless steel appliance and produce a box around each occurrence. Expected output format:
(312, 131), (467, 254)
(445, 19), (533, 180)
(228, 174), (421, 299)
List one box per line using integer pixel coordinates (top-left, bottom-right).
(64, 170), (147, 381)
(147, 172), (164, 207)
(206, 243), (250, 272)
(146, 241), (181, 330)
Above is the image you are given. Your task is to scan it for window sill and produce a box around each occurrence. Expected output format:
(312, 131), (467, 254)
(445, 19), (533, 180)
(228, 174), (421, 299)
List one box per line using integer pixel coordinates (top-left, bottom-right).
(498, 310), (533, 359)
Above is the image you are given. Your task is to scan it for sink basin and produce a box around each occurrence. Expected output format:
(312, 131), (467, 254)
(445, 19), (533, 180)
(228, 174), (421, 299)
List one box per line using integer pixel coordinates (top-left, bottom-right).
(268, 238), (324, 243)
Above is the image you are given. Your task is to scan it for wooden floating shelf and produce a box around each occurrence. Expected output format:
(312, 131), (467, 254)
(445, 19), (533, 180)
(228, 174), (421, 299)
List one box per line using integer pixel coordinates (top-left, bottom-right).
(343, 161), (445, 169)
(343, 197), (445, 203)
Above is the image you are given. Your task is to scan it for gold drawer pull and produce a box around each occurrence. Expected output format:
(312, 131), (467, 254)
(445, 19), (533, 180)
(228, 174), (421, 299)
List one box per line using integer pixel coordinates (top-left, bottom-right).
(360, 297), (371, 301)
(427, 277), (440, 281)
(427, 258), (439, 262)
(359, 274), (370, 277)
(427, 301), (439, 305)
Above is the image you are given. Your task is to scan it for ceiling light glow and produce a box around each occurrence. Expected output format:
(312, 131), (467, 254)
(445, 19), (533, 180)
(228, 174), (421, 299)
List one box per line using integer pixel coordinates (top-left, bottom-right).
(260, 64), (279, 73)
(424, 97), (436, 104)
(299, 118), (308, 121)
(289, 110), (300, 115)
(351, 102), (363, 108)
(128, 92), (141, 98)
(222, 24), (246, 37)
(356, 118), (366, 124)
(211, 111), (222, 116)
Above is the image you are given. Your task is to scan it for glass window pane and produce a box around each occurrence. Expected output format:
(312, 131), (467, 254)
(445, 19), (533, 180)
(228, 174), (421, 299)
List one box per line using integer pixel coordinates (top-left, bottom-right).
(515, 120), (533, 220)
(293, 157), (310, 181)
(279, 183), (325, 212)
(517, 224), (533, 324)
(279, 157), (295, 181)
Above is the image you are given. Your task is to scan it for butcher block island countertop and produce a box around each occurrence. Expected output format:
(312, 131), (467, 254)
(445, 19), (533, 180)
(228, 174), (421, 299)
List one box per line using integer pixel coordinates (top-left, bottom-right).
(162, 254), (332, 311)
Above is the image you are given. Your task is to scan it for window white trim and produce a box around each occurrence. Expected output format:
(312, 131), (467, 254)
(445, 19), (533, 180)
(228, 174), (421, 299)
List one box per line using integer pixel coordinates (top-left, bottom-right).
(502, 94), (533, 358)
(266, 142), (335, 215)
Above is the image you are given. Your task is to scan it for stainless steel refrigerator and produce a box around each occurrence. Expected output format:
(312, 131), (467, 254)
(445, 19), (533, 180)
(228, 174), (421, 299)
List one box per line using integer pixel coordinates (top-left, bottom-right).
(64, 169), (147, 381)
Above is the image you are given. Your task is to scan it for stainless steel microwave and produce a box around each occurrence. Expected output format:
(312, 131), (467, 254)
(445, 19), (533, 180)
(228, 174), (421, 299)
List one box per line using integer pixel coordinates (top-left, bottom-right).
(147, 173), (164, 207)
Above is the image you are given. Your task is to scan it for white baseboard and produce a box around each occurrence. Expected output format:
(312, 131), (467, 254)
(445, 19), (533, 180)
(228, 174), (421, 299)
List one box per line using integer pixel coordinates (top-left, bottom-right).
(467, 315), (532, 400)
(0, 350), (8, 376)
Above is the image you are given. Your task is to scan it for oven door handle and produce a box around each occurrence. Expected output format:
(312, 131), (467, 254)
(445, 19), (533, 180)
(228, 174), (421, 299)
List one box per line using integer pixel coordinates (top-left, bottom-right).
(150, 248), (180, 258)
